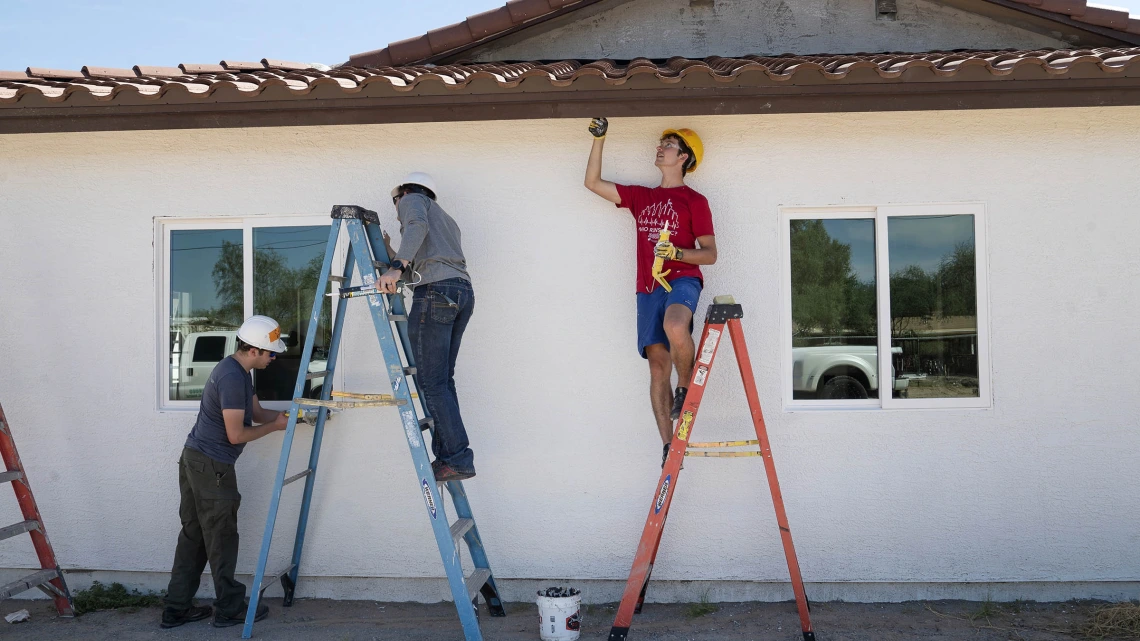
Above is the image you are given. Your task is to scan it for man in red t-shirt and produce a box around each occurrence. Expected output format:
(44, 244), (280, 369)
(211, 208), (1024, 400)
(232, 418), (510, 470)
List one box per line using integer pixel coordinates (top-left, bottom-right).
(584, 117), (717, 465)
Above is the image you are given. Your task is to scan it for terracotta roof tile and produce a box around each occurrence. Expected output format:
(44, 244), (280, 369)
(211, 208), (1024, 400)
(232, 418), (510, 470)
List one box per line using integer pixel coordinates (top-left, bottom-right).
(26, 67), (84, 79)
(428, 22), (476, 54)
(134, 65), (184, 78)
(262, 59), (312, 71)
(82, 66), (136, 78)
(1073, 5), (1131, 28)
(466, 6), (515, 39)
(346, 0), (1137, 67)
(221, 60), (267, 71)
(3, 48), (1138, 108)
(506, 0), (554, 22)
(387, 35), (435, 65)
(180, 63), (226, 74)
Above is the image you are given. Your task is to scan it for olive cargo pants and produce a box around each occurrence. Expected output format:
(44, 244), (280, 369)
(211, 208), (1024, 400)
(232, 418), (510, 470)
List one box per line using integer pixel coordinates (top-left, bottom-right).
(163, 447), (247, 617)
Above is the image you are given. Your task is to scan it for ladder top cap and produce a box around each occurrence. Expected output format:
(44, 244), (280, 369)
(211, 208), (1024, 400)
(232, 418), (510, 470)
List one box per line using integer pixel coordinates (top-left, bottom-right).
(330, 205), (380, 223)
(712, 295), (736, 305)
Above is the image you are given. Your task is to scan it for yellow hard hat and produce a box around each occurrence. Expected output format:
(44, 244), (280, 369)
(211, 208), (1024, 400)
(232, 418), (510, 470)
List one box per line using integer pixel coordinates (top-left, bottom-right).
(661, 128), (703, 173)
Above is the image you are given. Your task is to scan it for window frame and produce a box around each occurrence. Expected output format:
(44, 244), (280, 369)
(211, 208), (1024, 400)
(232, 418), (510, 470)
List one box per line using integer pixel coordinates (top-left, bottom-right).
(156, 215), (340, 411)
(780, 203), (991, 411)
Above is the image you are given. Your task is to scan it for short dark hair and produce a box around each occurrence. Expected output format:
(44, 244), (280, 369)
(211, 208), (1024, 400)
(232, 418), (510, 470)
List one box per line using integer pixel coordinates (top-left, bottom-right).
(399, 183), (437, 201)
(662, 133), (696, 174)
(235, 337), (259, 354)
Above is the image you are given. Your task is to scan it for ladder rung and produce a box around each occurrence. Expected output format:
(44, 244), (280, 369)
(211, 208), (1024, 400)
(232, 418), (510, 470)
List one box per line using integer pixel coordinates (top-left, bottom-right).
(282, 469), (312, 486)
(465, 568), (492, 601)
(450, 518), (475, 545)
(332, 391), (395, 401)
(372, 260), (388, 269)
(684, 451), (763, 458)
(0, 520), (39, 542)
(403, 366), (417, 376)
(305, 370), (329, 381)
(419, 417), (434, 431)
(259, 564), (296, 595)
(0, 470), (23, 484)
(294, 398), (406, 409)
(389, 315), (407, 322)
(329, 275), (347, 283)
(0, 568), (59, 601)
(37, 580), (67, 599)
(688, 440), (759, 448)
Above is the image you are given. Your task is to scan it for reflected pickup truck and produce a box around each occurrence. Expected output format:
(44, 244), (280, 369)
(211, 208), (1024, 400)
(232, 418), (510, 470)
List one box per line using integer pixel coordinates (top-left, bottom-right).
(791, 345), (908, 399)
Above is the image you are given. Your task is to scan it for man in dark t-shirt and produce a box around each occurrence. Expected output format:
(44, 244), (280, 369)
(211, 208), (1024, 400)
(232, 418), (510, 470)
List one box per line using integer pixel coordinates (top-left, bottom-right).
(583, 118), (718, 466)
(161, 315), (288, 629)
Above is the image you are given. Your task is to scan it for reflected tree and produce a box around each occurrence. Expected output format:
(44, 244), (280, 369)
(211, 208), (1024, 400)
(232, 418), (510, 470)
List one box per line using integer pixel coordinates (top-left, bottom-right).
(790, 220), (876, 338)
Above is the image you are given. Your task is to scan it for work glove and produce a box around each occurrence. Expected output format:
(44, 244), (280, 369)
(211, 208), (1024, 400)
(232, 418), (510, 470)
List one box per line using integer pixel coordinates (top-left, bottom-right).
(588, 117), (608, 138)
(655, 240), (680, 261)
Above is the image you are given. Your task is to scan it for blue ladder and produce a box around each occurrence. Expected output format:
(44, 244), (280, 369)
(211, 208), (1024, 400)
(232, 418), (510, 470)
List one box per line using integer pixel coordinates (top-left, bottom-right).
(242, 205), (505, 639)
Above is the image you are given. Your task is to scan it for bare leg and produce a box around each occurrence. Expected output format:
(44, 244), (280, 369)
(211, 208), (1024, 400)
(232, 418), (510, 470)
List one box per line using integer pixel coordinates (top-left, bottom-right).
(663, 304), (696, 385)
(645, 343), (674, 444)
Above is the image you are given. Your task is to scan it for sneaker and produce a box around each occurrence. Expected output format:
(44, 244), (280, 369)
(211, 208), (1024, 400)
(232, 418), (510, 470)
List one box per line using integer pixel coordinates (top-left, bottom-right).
(670, 387), (688, 422)
(160, 604), (212, 628)
(434, 463), (476, 483)
(212, 602), (268, 628)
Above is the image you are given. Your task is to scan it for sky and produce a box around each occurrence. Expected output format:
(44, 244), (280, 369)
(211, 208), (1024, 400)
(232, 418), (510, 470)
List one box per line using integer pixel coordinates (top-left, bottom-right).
(2, 0), (1137, 71)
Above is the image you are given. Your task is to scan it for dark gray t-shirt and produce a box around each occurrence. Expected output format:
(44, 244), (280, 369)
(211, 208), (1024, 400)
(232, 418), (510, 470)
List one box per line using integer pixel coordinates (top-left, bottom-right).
(184, 355), (253, 464)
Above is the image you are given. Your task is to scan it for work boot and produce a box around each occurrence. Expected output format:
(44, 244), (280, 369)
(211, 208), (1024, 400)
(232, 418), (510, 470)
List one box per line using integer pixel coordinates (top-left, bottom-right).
(670, 386), (688, 421)
(212, 602), (268, 628)
(160, 604), (212, 628)
(434, 463), (476, 483)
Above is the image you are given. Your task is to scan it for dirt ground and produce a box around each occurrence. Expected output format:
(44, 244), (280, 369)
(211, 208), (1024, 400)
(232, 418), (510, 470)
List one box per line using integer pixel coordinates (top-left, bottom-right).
(0, 597), (1113, 640)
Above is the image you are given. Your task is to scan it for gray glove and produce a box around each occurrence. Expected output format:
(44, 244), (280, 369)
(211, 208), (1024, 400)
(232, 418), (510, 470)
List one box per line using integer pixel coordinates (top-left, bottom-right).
(588, 117), (608, 138)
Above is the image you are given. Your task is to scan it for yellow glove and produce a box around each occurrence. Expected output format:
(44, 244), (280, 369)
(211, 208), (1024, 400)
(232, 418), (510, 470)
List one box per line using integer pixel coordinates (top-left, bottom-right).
(655, 241), (682, 261)
(588, 117), (608, 138)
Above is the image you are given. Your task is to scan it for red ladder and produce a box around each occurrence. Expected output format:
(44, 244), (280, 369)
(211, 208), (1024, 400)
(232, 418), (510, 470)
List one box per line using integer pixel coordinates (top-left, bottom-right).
(608, 296), (814, 641)
(0, 401), (74, 616)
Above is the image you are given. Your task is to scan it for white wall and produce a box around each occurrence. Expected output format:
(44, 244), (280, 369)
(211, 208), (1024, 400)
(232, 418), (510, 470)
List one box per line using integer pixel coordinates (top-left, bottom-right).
(467, 0), (1068, 61)
(1, 107), (1138, 604)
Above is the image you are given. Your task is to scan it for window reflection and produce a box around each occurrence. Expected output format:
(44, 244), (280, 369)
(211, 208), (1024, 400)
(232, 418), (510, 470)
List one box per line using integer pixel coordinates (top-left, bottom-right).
(789, 219), (894, 400)
(887, 215), (979, 398)
(169, 229), (243, 401)
(252, 226), (333, 402)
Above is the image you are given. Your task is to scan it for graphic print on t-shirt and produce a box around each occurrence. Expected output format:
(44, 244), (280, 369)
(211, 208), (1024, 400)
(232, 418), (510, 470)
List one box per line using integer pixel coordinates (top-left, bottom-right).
(636, 199), (679, 244)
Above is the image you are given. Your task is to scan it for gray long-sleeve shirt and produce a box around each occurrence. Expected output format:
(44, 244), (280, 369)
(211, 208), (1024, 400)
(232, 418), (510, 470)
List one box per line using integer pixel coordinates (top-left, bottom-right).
(393, 193), (470, 286)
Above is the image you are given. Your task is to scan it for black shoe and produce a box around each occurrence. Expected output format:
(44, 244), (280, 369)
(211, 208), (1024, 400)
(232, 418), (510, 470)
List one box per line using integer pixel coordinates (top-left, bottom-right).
(670, 387), (688, 422)
(212, 602), (268, 628)
(662, 441), (671, 468)
(434, 463), (476, 482)
(160, 604), (212, 628)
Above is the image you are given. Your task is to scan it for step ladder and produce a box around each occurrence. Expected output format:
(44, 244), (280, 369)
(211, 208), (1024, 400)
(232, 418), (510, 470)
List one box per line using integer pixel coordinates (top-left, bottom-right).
(0, 402), (74, 616)
(608, 296), (815, 641)
(242, 205), (504, 639)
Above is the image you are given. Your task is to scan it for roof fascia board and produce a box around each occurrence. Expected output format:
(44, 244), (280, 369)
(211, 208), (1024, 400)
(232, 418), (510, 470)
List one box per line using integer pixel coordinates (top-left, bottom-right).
(3, 77), (1139, 134)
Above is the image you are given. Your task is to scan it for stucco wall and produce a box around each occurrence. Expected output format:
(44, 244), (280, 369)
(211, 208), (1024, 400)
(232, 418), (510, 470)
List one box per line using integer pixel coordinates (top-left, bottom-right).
(0, 107), (1138, 604)
(467, 0), (1069, 61)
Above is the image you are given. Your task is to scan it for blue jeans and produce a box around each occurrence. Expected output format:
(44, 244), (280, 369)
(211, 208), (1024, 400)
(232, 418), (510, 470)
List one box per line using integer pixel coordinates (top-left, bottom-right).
(408, 278), (476, 473)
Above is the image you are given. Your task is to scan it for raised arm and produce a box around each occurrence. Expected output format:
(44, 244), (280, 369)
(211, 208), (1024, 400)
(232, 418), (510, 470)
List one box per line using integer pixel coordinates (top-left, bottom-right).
(584, 118), (621, 204)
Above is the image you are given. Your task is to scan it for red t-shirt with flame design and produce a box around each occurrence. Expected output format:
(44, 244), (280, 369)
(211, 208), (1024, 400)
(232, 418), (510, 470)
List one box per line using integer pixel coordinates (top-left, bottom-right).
(616, 184), (715, 293)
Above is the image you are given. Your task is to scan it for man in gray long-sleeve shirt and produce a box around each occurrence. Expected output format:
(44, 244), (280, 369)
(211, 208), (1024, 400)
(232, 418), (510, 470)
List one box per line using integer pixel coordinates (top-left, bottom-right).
(377, 172), (477, 483)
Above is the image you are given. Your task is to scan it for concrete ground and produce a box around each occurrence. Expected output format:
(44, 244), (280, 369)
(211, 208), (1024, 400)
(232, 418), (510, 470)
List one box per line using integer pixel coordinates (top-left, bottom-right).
(0, 597), (1102, 640)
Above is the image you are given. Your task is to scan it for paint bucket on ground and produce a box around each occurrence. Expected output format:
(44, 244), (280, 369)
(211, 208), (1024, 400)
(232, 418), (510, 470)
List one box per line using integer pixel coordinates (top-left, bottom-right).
(537, 587), (581, 641)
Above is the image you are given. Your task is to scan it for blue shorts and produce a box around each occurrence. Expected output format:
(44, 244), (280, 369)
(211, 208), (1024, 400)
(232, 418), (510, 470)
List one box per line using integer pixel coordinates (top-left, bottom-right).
(635, 277), (702, 359)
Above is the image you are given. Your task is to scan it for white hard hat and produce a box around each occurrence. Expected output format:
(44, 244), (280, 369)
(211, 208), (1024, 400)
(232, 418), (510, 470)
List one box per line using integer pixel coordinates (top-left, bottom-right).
(390, 172), (437, 199)
(237, 315), (287, 353)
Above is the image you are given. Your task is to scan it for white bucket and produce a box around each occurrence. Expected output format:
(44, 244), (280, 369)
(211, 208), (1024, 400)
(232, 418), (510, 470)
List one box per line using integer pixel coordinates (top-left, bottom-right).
(536, 587), (582, 641)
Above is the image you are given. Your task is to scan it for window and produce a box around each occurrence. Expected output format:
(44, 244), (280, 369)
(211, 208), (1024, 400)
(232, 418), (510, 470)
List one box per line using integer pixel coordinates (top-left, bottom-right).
(782, 204), (989, 409)
(161, 217), (335, 409)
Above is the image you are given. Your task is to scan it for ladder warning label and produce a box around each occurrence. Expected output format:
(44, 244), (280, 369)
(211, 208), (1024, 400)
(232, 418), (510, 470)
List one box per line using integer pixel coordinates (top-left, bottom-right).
(677, 411), (694, 441)
(693, 365), (708, 386)
(401, 410), (422, 447)
(421, 479), (438, 519)
(654, 475), (671, 514)
(698, 329), (720, 364)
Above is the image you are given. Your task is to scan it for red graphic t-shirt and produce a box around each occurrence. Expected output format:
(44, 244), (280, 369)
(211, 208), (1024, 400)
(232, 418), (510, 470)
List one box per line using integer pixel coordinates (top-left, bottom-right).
(615, 184), (715, 293)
